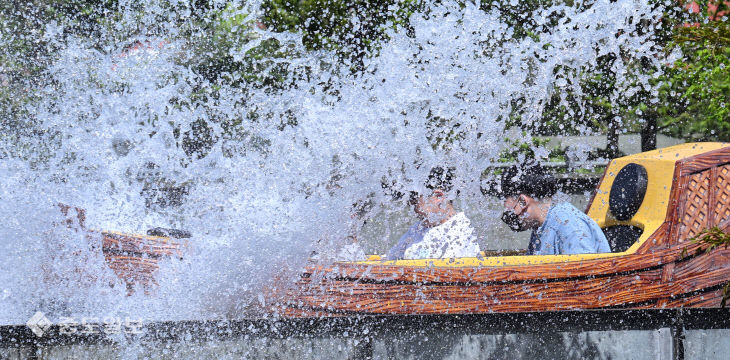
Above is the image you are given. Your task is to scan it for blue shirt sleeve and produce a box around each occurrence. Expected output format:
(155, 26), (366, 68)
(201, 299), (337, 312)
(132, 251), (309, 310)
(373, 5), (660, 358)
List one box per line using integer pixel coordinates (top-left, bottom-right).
(556, 216), (600, 255)
(386, 222), (425, 260)
(533, 203), (610, 255)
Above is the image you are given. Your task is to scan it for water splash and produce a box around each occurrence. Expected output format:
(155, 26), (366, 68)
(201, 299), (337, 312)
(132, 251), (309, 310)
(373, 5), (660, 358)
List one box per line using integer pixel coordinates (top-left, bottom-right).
(0, 0), (665, 323)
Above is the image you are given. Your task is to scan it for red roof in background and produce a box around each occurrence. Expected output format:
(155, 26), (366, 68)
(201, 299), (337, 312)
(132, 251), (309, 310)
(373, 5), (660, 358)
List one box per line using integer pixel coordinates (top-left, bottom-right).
(681, 0), (729, 20)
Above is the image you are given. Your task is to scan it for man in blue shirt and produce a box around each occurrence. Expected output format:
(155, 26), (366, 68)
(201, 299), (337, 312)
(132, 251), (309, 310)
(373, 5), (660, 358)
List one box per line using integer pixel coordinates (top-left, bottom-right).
(500, 164), (610, 255)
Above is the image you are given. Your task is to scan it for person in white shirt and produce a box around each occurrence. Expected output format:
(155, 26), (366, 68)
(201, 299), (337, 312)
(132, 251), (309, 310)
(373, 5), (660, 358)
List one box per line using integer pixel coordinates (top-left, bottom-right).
(386, 167), (481, 260)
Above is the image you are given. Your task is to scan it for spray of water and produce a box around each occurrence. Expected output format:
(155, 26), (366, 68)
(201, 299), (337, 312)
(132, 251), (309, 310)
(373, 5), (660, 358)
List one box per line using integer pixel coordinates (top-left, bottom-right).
(0, 0), (665, 323)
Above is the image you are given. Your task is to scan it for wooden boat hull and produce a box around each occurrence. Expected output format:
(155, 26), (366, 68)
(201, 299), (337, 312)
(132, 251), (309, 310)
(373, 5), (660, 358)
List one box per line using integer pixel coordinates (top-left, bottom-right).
(277, 143), (730, 317)
(75, 142), (730, 316)
(276, 236), (730, 316)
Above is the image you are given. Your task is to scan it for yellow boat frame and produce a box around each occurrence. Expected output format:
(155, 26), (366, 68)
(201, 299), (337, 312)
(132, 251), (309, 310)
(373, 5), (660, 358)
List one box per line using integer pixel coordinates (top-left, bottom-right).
(355, 142), (730, 267)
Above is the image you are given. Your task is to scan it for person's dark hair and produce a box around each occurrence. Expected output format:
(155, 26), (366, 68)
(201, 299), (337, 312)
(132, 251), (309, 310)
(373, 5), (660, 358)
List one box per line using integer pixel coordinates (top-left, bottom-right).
(500, 163), (557, 199)
(425, 166), (455, 193)
(407, 166), (457, 205)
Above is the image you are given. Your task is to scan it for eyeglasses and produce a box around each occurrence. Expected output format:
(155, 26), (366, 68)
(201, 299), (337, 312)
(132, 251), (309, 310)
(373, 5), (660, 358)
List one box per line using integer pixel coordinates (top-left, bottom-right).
(505, 196), (528, 215)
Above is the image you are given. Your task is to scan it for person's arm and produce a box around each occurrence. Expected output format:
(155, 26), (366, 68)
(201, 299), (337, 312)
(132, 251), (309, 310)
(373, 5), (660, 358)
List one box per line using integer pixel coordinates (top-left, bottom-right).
(533, 227), (558, 255)
(555, 215), (598, 255)
(386, 223), (422, 260)
(440, 215), (481, 258)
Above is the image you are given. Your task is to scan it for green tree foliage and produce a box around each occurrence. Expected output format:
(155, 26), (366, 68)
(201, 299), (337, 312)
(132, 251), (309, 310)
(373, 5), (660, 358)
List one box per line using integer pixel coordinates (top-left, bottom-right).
(0, 2), (72, 158)
(689, 226), (730, 307)
(525, 0), (730, 154)
(186, 2), (295, 89)
(654, 19), (730, 141)
(477, 0), (574, 40)
(486, 0), (644, 158)
(7, 0), (729, 164)
(261, 0), (422, 69)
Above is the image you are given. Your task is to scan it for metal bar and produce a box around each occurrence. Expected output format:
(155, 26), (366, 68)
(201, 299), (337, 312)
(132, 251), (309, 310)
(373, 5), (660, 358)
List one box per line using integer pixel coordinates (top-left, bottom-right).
(483, 161), (609, 169)
(350, 336), (373, 360)
(671, 325), (685, 360)
(2, 308), (730, 347)
(672, 310), (686, 360)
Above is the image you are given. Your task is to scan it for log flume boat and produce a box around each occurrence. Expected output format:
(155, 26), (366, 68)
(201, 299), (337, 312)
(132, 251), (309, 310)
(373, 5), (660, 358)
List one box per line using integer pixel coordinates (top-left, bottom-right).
(70, 142), (730, 317)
